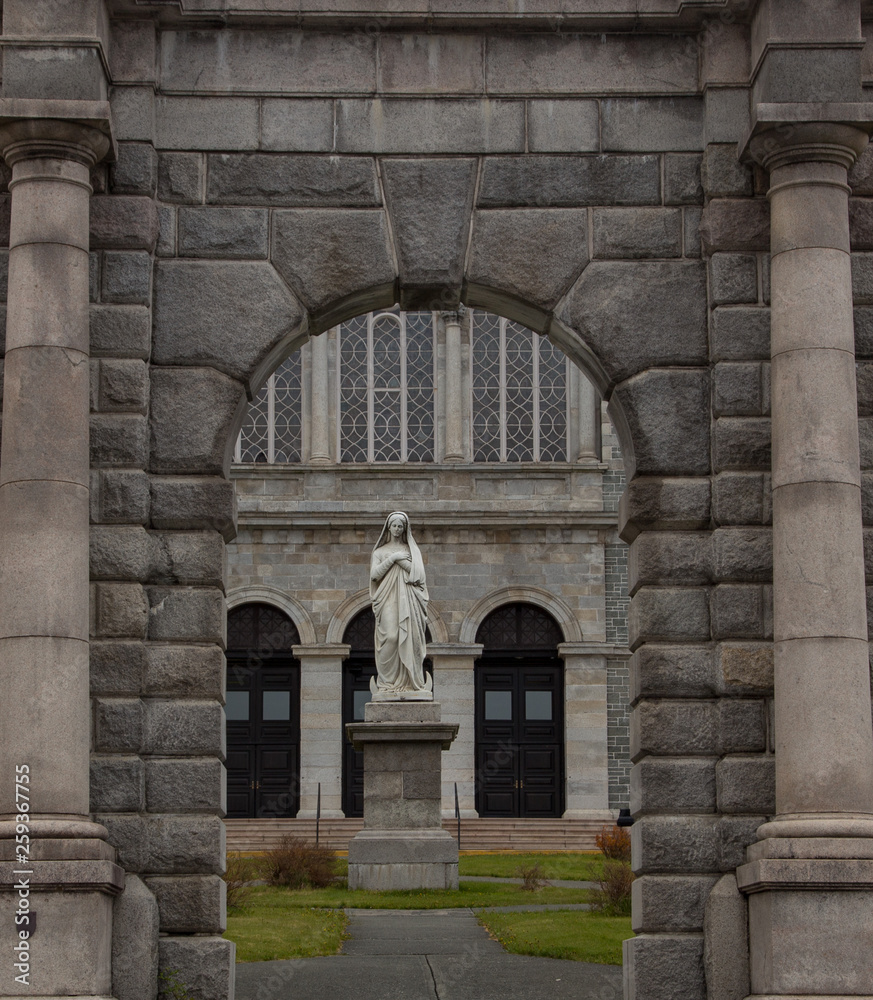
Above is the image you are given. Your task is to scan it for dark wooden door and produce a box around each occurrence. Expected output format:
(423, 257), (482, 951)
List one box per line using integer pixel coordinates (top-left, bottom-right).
(342, 656), (377, 817)
(475, 659), (564, 817)
(225, 655), (301, 818)
(225, 603), (301, 818)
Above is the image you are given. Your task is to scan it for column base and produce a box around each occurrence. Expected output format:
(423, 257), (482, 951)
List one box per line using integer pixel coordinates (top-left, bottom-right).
(0, 884), (120, 996)
(739, 837), (873, 997)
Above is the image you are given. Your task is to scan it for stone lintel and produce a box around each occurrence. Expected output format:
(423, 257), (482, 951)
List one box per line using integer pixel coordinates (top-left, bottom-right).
(293, 643), (350, 660)
(737, 857), (873, 894)
(558, 641), (631, 660)
(0, 859), (124, 894)
(346, 722), (459, 750)
(426, 643), (484, 661)
(740, 102), (873, 166)
(0, 97), (116, 162)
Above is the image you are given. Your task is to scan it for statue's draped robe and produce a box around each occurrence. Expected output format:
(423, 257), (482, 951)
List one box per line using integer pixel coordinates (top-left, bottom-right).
(370, 547), (428, 692)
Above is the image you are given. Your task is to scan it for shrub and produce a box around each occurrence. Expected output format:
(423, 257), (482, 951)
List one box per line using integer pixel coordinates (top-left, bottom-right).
(515, 861), (549, 891)
(596, 824), (631, 862)
(590, 859), (634, 916)
(223, 851), (256, 910)
(262, 836), (337, 889)
(159, 969), (194, 1000)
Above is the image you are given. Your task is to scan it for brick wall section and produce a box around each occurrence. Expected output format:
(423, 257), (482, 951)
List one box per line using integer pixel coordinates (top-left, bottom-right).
(608, 658), (631, 809)
(606, 534), (631, 809)
(605, 540), (629, 645)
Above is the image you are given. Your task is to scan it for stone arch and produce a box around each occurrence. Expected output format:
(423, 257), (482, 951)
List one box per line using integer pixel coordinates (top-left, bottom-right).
(225, 585), (317, 646)
(151, 182), (712, 480)
(327, 587), (449, 645)
(459, 586), (583, 645)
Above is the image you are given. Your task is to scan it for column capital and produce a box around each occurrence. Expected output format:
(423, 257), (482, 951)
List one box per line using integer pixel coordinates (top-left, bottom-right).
(740, 102), (873, 172)
(440, 305), (466, 325)
(0, 98), (115, 168)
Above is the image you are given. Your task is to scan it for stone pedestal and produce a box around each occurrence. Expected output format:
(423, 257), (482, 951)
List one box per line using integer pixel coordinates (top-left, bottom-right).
(346, 702), (459, 890)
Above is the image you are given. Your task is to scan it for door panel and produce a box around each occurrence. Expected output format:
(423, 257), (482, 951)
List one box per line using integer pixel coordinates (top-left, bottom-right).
(475, 658), (564, 818)
(342, 658), (376, 817)
(225, 655), (300, 818)
(226, 746), (255, 816)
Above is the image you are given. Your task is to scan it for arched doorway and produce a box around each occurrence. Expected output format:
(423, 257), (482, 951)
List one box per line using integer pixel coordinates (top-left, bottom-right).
(475, 603), (565, 818)
(225, 603), (302, 818)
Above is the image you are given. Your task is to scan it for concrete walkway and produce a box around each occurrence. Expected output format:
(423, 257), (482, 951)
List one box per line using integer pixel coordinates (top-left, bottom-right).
(235, 908), (622, 1000)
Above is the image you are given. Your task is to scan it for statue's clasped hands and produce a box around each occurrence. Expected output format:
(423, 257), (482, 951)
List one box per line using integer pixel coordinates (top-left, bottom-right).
(392, 550), (413, 573)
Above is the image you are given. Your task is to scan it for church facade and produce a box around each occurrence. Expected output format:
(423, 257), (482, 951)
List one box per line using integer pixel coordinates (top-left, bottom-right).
(224, 307), (631, 827)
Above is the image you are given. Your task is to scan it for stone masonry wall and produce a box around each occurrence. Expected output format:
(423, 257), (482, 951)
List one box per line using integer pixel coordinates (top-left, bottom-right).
(227, 518), (608, 643)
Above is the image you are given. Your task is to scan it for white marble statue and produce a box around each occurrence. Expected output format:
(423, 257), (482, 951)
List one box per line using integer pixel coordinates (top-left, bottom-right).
(369, 511), (433, 699)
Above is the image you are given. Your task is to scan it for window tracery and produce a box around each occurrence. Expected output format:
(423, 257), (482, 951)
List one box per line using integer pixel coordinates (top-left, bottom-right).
(234, 308), (577, 466)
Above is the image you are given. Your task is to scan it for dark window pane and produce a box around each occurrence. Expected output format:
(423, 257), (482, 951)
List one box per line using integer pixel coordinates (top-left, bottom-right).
(525, 691), (553, 721)
(353, 690), (371, 721)
(485, 690), (513, 720)
(263, 691), (291, 721)
(225, 691), (250, 721)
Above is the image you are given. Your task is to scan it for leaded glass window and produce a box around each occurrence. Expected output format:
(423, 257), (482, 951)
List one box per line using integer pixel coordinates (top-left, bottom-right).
(476, 603), (563, 651)
(227, 603), (300, 653)
(338, 309), (435, 463)
(471, 312), (568, 462)
(233, 309), (574, 467)
(234, 353), (302, 463)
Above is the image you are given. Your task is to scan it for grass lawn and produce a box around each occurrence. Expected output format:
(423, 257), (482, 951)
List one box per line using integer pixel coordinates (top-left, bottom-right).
(479, 910), (633, 966)
(225, 900), (348, 962)
(229, 881), (591, 914)
(229, 851), (605, 883)
(458, 851), (604, 882)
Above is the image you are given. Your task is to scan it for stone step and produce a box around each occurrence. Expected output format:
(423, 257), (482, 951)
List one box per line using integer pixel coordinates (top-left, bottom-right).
(225, 817), (610, 853)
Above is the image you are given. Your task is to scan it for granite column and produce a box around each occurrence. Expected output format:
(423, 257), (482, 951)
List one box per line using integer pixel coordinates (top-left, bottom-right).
(739, 111), (873, 998)
(0, 104), (123, 997)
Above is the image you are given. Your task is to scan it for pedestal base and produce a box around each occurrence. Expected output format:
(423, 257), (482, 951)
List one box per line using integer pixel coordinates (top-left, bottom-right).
(345, 701), (459, 892)
(348, 829), (459, 890)
(738, 837), (873, 997)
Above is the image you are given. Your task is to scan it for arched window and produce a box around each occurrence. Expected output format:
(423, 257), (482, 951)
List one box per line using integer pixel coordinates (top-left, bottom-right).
(225, 603), (301, 818)
(339, 310), (435, 462)
(233, 308), (585, 466)
(474, 603), (564, 818)
(471, 313), (568, 462)
(234, 354), (302, 463)
(227, 602), (301, 655)
(476, 602), (564, 652)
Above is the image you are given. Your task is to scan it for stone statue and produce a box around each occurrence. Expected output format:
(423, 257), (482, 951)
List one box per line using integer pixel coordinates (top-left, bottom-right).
(369, 511), (433, 699)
